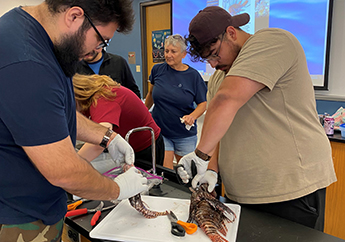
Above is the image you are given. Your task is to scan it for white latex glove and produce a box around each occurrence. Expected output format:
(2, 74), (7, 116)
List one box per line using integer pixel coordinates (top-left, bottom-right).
(199, 170), (218, 192)
(114, 167), (148, 200)
(177, 151), (209, 188)
(108, 134), (134, 166)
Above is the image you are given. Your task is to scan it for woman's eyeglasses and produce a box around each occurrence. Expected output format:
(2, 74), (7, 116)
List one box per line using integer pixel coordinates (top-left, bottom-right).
(166, 35), (184, 41)
(84, 13), (110, 49)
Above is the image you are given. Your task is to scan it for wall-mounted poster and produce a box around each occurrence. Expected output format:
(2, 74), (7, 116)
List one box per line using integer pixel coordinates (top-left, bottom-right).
(152, 29), (170, 63)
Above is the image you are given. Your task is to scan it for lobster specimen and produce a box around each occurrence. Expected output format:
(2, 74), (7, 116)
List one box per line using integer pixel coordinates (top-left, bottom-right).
(123, 164), (169, 218)
(187, 184), (236, 242)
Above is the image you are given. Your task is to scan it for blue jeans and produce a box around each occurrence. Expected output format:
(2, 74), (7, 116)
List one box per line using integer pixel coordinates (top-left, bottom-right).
(163, 135), (197, 156)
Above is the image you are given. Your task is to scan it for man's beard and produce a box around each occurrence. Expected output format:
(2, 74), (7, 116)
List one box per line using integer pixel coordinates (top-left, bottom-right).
(84, 50), (99, 63)
(53, 29), (85, 77)
(215, 42), (241, 73)
(215, 64), (230, 72)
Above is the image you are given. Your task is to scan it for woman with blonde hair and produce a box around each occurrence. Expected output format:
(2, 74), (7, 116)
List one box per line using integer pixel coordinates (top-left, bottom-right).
(73, 74), (164, 166)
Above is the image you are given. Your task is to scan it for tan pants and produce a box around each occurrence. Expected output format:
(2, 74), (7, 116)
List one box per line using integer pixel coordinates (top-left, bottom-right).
(0, 219), (63, 242)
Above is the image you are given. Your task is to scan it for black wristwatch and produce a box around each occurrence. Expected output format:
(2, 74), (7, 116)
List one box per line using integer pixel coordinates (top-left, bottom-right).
(195, 148), (211, 161)
(99, 129), (114, 148)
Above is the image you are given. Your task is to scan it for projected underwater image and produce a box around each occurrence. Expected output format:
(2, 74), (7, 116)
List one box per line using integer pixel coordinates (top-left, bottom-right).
(172, 0), (332, 87)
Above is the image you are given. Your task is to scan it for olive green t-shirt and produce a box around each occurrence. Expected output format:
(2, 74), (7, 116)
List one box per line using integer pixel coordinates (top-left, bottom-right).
(207, 28), (336, 204)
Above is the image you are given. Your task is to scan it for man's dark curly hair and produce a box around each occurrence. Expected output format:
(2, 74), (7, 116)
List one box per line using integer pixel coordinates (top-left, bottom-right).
(185, 27), (242, 62)
(45, 0), (135, 33)
(185, 34), (219, 62)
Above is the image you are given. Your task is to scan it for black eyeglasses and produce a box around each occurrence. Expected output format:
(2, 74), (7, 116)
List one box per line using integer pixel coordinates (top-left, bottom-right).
(84, 13), (110, 49)
(202, 31), (226, 63)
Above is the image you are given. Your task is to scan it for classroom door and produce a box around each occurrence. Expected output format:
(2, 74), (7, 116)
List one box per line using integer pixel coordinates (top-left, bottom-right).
(140, 0), (171, 97)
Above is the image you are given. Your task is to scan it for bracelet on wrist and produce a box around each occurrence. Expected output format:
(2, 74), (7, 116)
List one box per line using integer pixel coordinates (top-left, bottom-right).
(99, 129), (114, 148)
(195, 148), (211, 161)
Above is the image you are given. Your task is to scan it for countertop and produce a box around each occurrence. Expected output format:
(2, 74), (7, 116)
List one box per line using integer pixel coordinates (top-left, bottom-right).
(65, 180), (345, 242)
(328, 130), (345, 143)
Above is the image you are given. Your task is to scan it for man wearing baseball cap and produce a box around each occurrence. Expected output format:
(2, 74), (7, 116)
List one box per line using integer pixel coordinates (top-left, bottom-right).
(177, 6), (336, 230)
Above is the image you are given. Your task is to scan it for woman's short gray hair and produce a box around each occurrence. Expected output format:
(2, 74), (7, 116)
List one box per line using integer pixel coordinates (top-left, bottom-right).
(164, 34), (187, 53)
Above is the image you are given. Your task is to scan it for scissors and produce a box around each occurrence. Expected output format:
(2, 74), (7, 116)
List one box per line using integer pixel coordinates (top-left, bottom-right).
(174, 160), (197, 187)
(167, 211), (185, 237)
(167, 211), (198, 236)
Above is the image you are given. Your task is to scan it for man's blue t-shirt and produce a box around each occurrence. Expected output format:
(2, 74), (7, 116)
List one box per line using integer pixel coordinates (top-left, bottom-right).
(150, 62), (207, 139)
(0, 8), (76, 225)
(87, 53), (104, 74)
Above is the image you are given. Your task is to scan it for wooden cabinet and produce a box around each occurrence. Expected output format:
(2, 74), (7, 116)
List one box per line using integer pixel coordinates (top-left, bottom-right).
(324, 141), (345, 239)
(62, 223), (91, 242)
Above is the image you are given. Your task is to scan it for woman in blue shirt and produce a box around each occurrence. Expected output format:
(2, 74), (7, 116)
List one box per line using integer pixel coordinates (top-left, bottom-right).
(145, 34), (207, 169)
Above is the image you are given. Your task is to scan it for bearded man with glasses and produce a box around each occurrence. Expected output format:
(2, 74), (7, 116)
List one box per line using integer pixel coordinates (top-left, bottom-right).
(0, 1), (148, 240)
(76, 13), (141, 99)
(176, 6), (336, 231)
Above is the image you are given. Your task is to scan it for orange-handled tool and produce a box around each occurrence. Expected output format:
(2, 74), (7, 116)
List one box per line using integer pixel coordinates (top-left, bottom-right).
(169, 211), (198, 235)
(67, 198), (90, 211)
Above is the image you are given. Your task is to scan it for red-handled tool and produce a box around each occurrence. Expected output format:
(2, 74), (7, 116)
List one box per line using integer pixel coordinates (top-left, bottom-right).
(65, 202), (116, 226)
(65, 207), (89, 217)
(90, 202), (104, 226)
